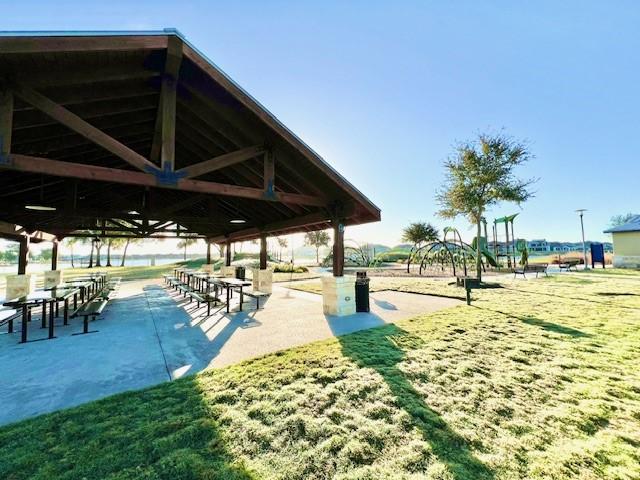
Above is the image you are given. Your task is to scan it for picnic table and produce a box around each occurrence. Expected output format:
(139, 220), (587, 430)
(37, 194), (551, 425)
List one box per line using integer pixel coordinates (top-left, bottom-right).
(41, 286), (81, 324)
(3, 291), (61, 343)
(217, 277), (252, 313)
(59, 280), (93, 304)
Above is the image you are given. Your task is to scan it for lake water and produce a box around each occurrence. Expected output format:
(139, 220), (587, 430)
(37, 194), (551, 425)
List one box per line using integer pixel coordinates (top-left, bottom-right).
(0, 257), (183, 275)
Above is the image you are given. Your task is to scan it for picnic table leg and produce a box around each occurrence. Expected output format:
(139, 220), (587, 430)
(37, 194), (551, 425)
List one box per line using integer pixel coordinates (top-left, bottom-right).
(239, 287), (243, 312)
(73, 293), (78, 310)
(20, 305), (28, 343)
(64, 299), (69, 325)
(226, 285), (230, 313)
(48, 301), (55, 339)
(83, 316), (89, 334)
(8, 317), (13, 334)
(41, 301), (47, 328)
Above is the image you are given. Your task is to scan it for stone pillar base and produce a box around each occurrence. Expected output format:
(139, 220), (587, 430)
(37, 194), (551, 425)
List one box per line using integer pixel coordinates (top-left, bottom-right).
(5, 274), (35, 300)
(44, 270), (63, 289)
(322, 275), (356, 316)
(201, 264), (214, 274)
(252, 268), (273, 294)
(221, 266), (235, 277)
(613, 255), (640, 268)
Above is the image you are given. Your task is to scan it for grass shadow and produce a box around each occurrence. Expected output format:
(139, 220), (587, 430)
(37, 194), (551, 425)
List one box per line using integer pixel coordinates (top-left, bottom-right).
(0, 375), (254, 479)
(478, 306), (591, 338)
(338, 324), (494, 479)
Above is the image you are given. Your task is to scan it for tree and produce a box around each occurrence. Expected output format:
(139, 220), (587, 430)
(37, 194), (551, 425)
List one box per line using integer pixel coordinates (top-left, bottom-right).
(401, 222), (439, 273)
(120, 238), (143, 266)
(65, 237), (78, 267)
(437, 133), (535, 281)
(305, 230), (330, 264)
(105, 237), (127, 267)
(177, 237), (199, 261)
(277, 237), (288, 262)
(610, 213), (638, 228)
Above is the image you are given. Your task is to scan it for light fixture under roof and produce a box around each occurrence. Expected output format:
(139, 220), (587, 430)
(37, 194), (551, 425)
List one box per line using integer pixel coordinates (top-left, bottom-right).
(230, 219), (246, 224)
(25, 205), (56, 211)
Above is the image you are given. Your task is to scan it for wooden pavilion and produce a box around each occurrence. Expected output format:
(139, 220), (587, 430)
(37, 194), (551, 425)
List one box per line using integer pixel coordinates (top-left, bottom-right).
(0, 30), (380, 278)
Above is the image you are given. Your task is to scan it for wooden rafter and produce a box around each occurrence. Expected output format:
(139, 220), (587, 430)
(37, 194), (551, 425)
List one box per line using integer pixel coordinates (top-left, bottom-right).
(176, 144), (265, 179)
(13, 86), (159, 173)
(150, 35), (182, 169)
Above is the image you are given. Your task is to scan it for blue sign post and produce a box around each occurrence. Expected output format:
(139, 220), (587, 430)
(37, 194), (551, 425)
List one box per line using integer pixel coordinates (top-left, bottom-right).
(590, 243), (605, 269)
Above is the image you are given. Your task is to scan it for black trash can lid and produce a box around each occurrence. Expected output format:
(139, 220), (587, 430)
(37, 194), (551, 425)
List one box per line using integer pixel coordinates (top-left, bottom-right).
(356, 271), (367, 278)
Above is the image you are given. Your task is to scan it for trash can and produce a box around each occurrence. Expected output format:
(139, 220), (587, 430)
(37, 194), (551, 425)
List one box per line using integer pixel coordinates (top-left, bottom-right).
(355, 271), (370, 312)
(235, 266), (246, 280)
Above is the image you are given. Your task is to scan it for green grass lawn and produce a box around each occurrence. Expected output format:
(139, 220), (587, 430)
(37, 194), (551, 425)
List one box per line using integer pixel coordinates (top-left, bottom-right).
(1, 274), (639, 479)
(288, 276), (467, 301)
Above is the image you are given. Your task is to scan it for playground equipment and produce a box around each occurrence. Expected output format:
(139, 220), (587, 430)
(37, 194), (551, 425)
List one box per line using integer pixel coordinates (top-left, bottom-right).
(491, 214), (519, 268)
(415, 227), (498, 277)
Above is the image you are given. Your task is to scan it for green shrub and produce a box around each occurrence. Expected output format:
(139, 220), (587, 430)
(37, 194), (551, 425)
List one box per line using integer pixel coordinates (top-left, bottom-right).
(273, 263), (309, 273)
(375, 250), (410, 263)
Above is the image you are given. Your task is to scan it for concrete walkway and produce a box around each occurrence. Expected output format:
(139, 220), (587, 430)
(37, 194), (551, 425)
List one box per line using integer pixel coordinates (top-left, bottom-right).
(0, 279), (461, 425)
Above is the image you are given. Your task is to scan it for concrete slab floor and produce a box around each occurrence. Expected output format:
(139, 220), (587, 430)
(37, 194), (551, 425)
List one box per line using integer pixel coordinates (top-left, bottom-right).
(0, 278), (461, 426)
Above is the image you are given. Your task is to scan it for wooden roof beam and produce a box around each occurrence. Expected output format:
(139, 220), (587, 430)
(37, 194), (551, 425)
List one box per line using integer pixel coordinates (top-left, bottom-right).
(14, 85), (159, 173)
(3, 154), (327, 206)
(176, 144), (265, 179)
(150, 36), (183, 169)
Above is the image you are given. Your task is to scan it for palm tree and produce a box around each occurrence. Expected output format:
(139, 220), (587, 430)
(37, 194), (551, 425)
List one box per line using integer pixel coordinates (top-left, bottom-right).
(402, 222), (439, 273)
(304, 231), (330, 264)
(177, 237), (198, 261)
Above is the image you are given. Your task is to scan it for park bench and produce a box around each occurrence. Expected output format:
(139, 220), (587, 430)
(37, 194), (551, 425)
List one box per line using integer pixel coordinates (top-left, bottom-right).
(0, 308), (20, 334)
(241, 290), (270, 310)
(514, 263), (548, 278)
(558, 260), (579, 271)
(73, 298), (108, 335)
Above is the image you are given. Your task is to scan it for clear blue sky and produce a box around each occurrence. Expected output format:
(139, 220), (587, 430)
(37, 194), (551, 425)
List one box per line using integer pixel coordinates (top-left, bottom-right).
(2, 0), (639, 247)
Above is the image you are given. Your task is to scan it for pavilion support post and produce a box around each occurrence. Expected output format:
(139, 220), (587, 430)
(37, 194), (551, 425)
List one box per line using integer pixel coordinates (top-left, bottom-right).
(6, 237), (34, 297)
(225, 240), (232, 266)
(321, 219), (355, 316)
(18, 236), (29, 275)
(51, 240), (58, 270)
(252, 233), (273, 294)
(44, 239), (63, 288)
(0, 89), (13, 160)
(206, 241), (211, 264)
(259, 234), (268, 269)
(332, 220), (345, 277)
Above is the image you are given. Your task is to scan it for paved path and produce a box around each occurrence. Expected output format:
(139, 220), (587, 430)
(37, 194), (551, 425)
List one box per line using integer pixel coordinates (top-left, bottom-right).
(0, 279), (461, 425)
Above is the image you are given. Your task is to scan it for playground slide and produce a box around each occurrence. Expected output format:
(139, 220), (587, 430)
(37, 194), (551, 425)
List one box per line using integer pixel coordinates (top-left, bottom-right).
(471, 237), (498, 267)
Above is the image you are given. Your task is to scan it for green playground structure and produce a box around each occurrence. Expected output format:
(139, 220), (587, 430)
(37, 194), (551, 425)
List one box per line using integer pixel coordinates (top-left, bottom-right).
(414, 227), (498, 277)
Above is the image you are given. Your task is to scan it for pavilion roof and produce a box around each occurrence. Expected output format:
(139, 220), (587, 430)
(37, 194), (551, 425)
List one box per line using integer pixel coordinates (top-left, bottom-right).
(0, 30), (380, 242)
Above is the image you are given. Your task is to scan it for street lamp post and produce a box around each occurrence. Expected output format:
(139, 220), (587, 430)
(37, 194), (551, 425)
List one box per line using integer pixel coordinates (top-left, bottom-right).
(575, 209), (588, 270)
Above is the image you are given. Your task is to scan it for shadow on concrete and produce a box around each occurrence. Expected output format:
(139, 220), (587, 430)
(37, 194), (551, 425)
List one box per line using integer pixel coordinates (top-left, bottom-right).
(0, 375), (254, 479)
(373, 298), (397, 310)
(337, 323), (494, 480)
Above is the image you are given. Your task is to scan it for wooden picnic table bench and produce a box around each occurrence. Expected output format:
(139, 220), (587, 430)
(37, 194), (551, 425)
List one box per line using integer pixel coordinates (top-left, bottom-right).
(74, 298), (108, 335)
(514, 263), (548, 278)
(0, 308), (20, 334)
(241, 290), (270, 310)
(558, 260), (579, 271)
